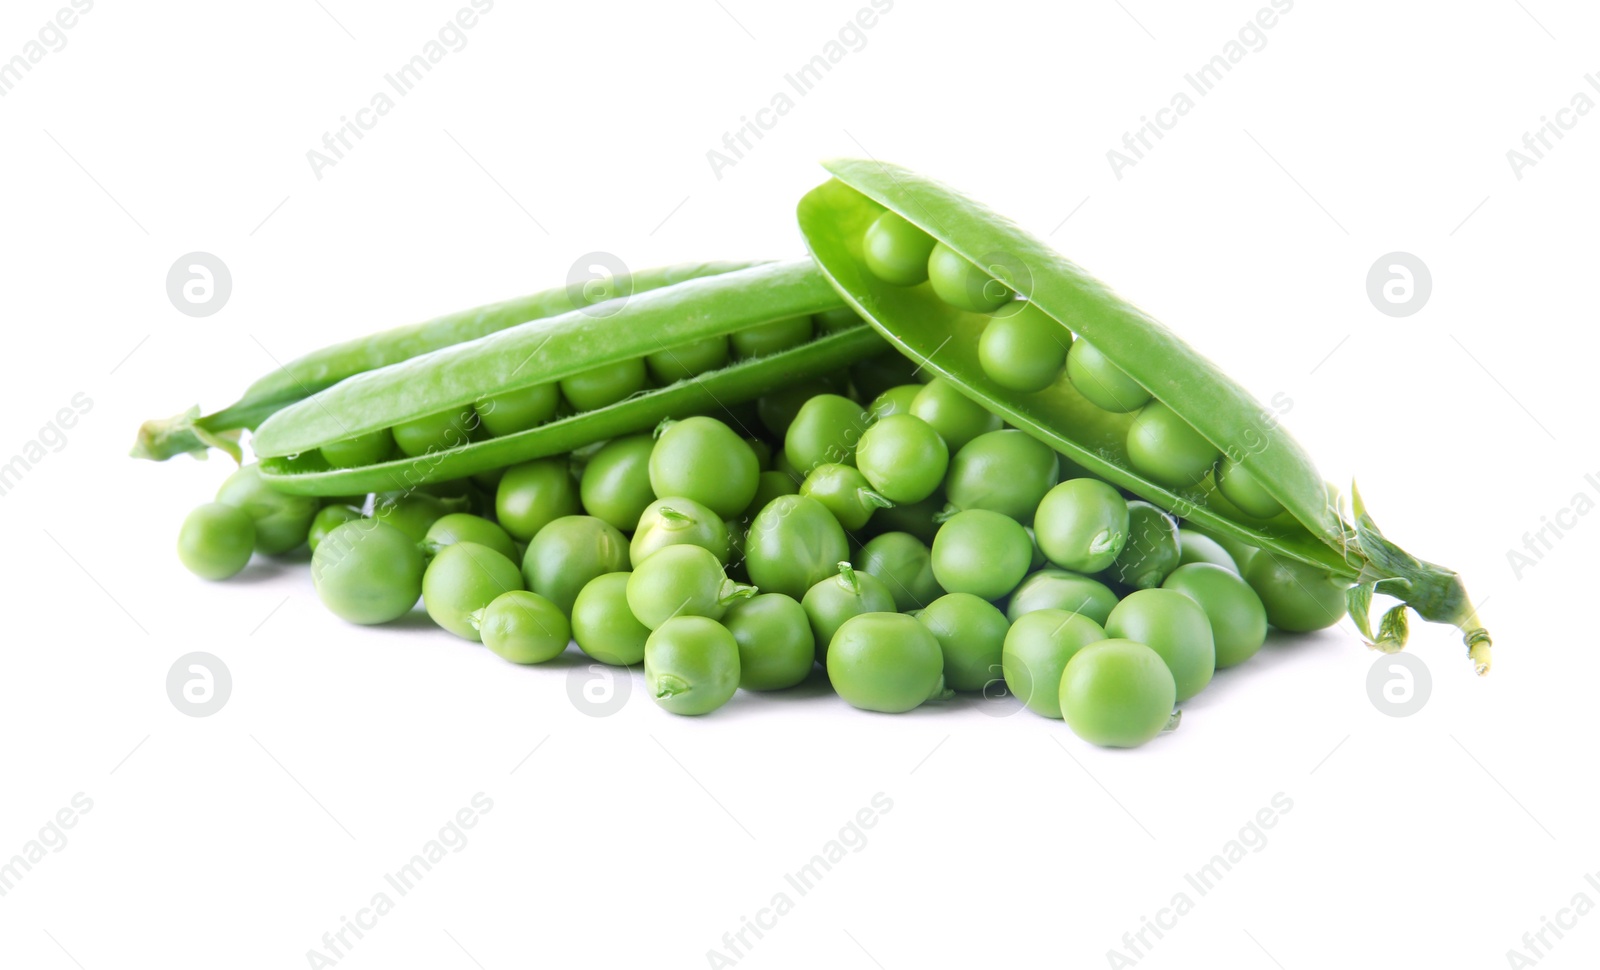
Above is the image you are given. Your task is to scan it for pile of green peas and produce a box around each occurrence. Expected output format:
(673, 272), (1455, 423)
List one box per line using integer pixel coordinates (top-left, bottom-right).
(176, 313), (1349, 744)
(862, 210), (1285, 520)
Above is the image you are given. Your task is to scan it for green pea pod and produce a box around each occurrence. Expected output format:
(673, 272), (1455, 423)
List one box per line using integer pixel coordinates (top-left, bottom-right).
(797, 159), (1491, 673)
(130, 260), (760, 463)
(252, 259), (881, 496)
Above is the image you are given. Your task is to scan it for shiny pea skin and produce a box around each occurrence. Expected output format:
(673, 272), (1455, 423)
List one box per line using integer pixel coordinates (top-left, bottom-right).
(626, 544), (753, 629)
(215, 463), (319, 555)
(1005, 569), (1118, 625)
(930, 509), (1033, 601)
(802, 562), (897, 662)
(1060, 639), (1176, 748)
(858, 531), (943, 611)
(855, 414), (949, 505)
(320, 427), (394, 468)
(745, 495), (850, 600)
(1105, 589), (1215, 702)
(307, 504), (362, 554)
(1176, 529), (1239, 573)
(863, 210), (937, 285)
(1108, 501), (1180, 590)
(977, 302), (1070, 393)
(1001, 609), (1107, 718)
(579, 434), (658, 532)
(571, 572), (650, 665)
(645, 334), (730, 384)
(422, 541), (525, 641)
(392, 405), (478, 457)
(476, 382), (560, 437)
(631, 497), (731, 566)
(424, 512), (516, 561)
(177, 503), (256, 580)
(927, 242), (1013, 313)
(1244, 552), (1348, 632)
(722, 594), (814, 691)
(522, 515), (629, 615)
(1033, 479), (1128, 574)
(730, 316), (814, 359)
(312, 519), (424, 625)
(945, 429), (1060, 523)
(785, 394), (870, 473)
(1214, 456), (1284, 519)
(1065, 339), (1150, 413)
(800, 463), (891, 531)
(495, 459), (581, 541)
(909, 378), (1002, 454)
(917, 592), (1009, 692)
(644, 616), (741, 715)
(649, 416), (760, 519)
(867, 384), (922, 423)
(480, 590), (570, 664)
(826, 612), (947, 714)
(1126, 401), (1219, 489)
(1162, 563), (1268, 668)
(560, 357), (647, 411)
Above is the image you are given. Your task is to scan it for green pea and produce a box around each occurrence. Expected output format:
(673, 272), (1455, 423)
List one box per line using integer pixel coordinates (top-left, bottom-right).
(479, 590), (570, 664)
(215, 463), (319, 555)
(849, 350), (921, 403)
(917, 593), (1009, 693)
(867, 384), (922, 423)
(1033, 479), (1128, 574)
(422, 541), (524, 641)
(1005, 569), (1118, 625)
(495, 458), (581, 541)
(522, 515), (629, 615)
(320, 428), (394, 468)
(424, 512), (516, 561)
(644, 616), (741, 716)
(800, 463), (892, 531)
(722, 594), (814, 691)
(826, 612), (947, 714)
(863, 210), (937, 285)
(1107, 501), (1180, 590)
(866, 489), (945, 544)
(1214, 457), (1284, 519)
(579, 434), (657, 531)
(855, 414), (949, 505)
(476, 383), (560, 437)
(784, 393), (870, 473)
(392, 405), (478, 457)
(1162, 563), (1268, 668)
(977, 302), (1070, 392)
(945, 429), (1060, 523)
(649, 416), (760, 519)
(744, 437), (773, 470)
(572, 572), (650, 665)
(312, 519), (424, 625)
(631, 497), (731, 566)
(626, 544), (754, 629)
(802, 562), (897, 662)
(560, 357), (647, 411)
(758, 379), (833, 438)
(858, 532), (943, 611)
(1105, 588), (1215, 702)
(1001, 609), (1107, 718)
(931, 509), (1033, 601)
(1126, 402), (1219, 489)
(1176, 529), (1239, 573)
(1244, 552), (1348, 632)
(177, 503), (256, 580)
(1184, 525), (1258, 575)
(1064, 339), (1150, 413)
(812, 306), (863, 334)
(372, 492), (456, 543)
(745, 495), (850, 600)
(1060, 639), (1177, 748)
(927, 242), (1013, 313)
(645, 334), (730, 384)
(909, 378), (1002, 454)
(730, 316), (814, 359)
(307, 504), (362, 554)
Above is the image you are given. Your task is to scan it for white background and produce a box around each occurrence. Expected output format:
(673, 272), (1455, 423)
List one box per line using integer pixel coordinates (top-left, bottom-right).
(1, 1), (1594, 967)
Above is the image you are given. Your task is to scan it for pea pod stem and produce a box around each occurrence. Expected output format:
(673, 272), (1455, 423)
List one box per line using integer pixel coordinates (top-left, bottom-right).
(130, 261), (758, 462)
(798, 160), (1492, 671)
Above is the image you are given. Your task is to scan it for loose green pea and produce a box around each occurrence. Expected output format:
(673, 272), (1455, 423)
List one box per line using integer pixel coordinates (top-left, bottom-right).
(867, 384), (921, 423)
(855, 414), (949, 505)
(800, 463), (892, 531)
(909, 378), (1002, 454)
(931, 509), (1033, 601)
(945, 429), (1060, 523)
(1006, 569), (1119, 625)
(722, 594), (814, 691)
(803, 562), (896, 662)
(423, 541), (525, 641)
(479, 590), (570, 664)
(649, 416), (760, 520)
(579, 434), (658, 532)
(1001, 609), (1107, 718)
(864, 210), (937, 285)
(785, 393), (870, 473)
(1065, 339), (1151, 413)
(626, 544), (754, 629)
(572, 572), (650, 665)
(307, 504), (362, 554)
(1126, 402), (1218, 489)
(1105, 589), (1216, 702)
(1033, 479), (1128, 574)
(1176, 529), (1239, 573)
(927, 242), (1013, 313)
(215, 463), (319, 555)
(631, 497), (731, 566)
(1162, 563), (1268, 668)
(1060, 639), (1177, 748)
(645, 616), (741, 716)
(1108, 501), (1180, 590)
(496, 459), (581, 541)
(424, 512), (516, 561)
(312, 519), (425, 625)
(372, 492), (457, 543)
(917, 593), (1009, 692)
(826, 612), (947, 714)
(745, 470), (799, 519)
(858, 532), (943, 611)
(177, 503), (256, 580)
(523, 515), (629, 615)
(745, 495), (850, 600)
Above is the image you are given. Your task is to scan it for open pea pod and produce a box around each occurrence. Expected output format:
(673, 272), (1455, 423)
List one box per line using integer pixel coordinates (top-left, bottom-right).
(252, 259), (881, 495)
(798, 160), (1491, 674)
(131, 260), (759, 463)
